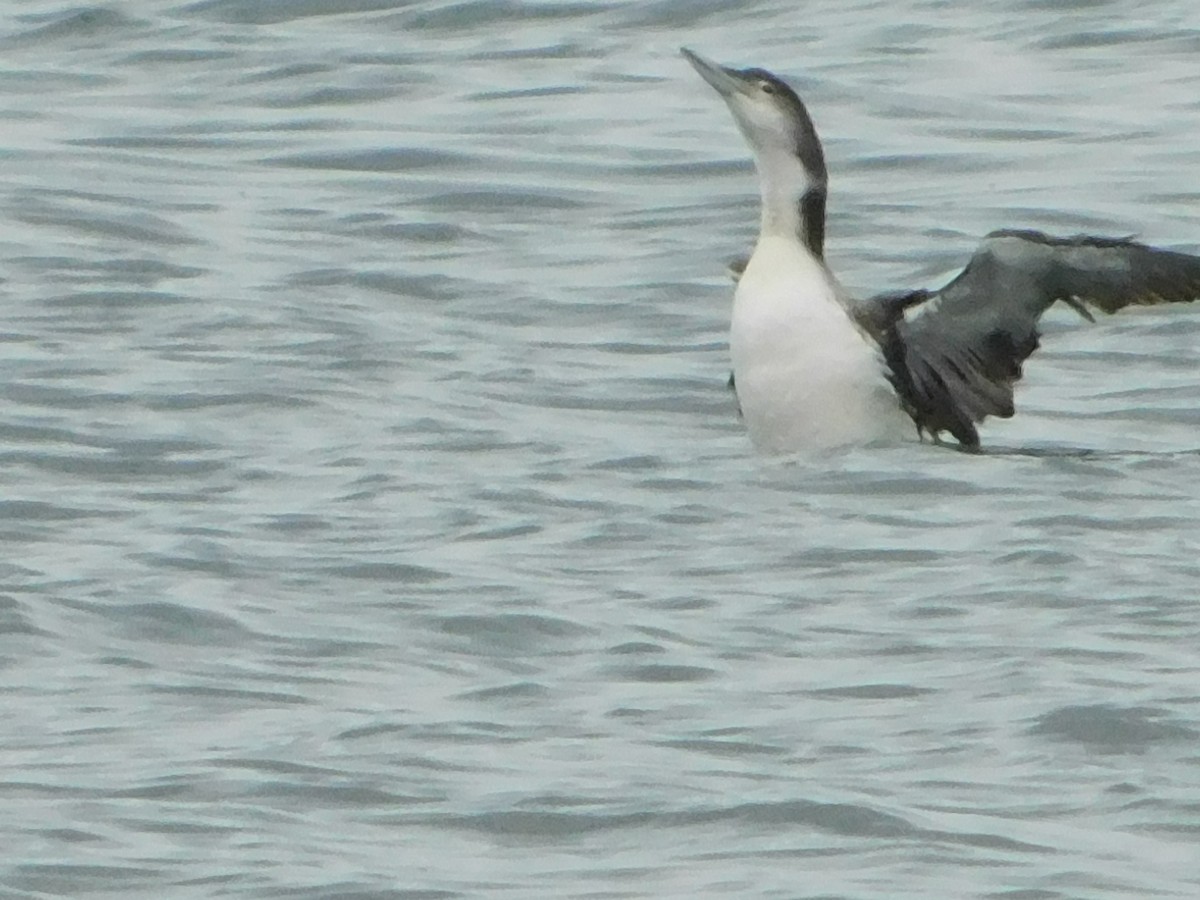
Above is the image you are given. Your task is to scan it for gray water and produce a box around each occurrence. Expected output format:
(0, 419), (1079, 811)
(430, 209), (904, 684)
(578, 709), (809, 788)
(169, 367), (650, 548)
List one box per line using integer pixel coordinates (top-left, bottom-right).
(2, 1), (1199, 898)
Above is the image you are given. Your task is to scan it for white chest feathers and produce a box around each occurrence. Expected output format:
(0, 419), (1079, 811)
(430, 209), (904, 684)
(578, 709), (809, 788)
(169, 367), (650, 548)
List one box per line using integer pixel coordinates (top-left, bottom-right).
(731, 237), (908, 453)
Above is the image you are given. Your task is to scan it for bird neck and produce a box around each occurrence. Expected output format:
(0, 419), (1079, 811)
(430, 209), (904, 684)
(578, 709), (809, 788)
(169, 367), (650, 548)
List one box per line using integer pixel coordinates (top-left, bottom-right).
(755, 153), (827, 259)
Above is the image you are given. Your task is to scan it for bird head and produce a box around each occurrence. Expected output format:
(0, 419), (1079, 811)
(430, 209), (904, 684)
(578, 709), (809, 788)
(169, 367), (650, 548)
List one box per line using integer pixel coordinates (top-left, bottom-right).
(681, 48), (827, 194)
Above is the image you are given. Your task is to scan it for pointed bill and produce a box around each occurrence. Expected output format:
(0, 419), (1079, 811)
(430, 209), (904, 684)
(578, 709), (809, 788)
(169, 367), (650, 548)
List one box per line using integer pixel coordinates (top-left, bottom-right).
(680, 47), (752, 99)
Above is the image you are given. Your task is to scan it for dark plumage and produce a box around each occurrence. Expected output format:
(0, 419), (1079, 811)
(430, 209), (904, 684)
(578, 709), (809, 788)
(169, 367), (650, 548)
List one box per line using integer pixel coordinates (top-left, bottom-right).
(858, 230), (1200, 447)
(684, 47), (1200, 451)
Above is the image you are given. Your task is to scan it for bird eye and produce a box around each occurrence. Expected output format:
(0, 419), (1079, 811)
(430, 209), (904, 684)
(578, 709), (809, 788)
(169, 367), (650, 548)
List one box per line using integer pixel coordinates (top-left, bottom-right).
(759, 80), (775, 94)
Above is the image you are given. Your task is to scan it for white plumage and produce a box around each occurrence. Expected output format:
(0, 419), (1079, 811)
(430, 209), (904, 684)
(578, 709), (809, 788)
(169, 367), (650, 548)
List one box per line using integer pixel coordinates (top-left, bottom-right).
(733, 235), (908, 452)
(685, 47), (1200, 452)
(683, 46), (909, 453)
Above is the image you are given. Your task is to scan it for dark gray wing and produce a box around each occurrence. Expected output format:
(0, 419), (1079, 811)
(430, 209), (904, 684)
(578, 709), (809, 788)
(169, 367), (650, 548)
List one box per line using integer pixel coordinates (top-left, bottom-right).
(859, 229), (1200, 448)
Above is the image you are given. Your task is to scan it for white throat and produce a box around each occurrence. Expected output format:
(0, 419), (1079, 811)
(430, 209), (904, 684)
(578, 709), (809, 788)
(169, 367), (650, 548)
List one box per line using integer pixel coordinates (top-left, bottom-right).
(753, 144), (816, 240)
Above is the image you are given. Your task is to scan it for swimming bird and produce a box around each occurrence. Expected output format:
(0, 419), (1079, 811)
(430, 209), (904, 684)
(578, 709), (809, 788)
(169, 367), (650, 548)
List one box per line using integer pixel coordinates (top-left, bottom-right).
(682, 47), (1200, 453)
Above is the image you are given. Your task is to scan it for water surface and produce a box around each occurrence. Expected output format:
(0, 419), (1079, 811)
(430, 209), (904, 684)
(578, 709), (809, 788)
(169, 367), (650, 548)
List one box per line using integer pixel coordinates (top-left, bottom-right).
(2, 1), (1199, 898)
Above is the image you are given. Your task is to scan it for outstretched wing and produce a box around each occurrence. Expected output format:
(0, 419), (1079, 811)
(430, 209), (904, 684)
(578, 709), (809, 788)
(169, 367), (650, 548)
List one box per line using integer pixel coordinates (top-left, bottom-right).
(860, 230), (1200, 448)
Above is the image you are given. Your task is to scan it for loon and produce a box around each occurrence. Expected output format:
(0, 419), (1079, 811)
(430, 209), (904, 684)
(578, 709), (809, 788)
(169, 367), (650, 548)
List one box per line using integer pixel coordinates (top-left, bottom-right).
(682, 48), (1200, 453)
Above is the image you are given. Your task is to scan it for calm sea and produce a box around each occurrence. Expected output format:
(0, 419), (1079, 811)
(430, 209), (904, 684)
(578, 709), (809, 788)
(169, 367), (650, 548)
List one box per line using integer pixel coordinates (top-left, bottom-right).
(2, 1), (1198, 897)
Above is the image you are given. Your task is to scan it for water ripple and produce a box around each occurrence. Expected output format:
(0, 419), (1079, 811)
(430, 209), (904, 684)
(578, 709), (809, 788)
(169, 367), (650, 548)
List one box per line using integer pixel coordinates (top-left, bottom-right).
(3, 3), (1200, 898)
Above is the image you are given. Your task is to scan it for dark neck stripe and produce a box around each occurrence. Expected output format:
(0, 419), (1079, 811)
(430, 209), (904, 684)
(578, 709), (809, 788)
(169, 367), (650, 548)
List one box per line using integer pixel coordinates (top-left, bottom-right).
(800, 187), (827, 259)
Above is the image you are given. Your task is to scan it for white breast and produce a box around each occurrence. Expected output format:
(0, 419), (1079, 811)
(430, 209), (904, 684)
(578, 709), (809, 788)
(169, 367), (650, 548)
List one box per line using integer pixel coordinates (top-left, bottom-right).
(731, 236), (909, 453)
